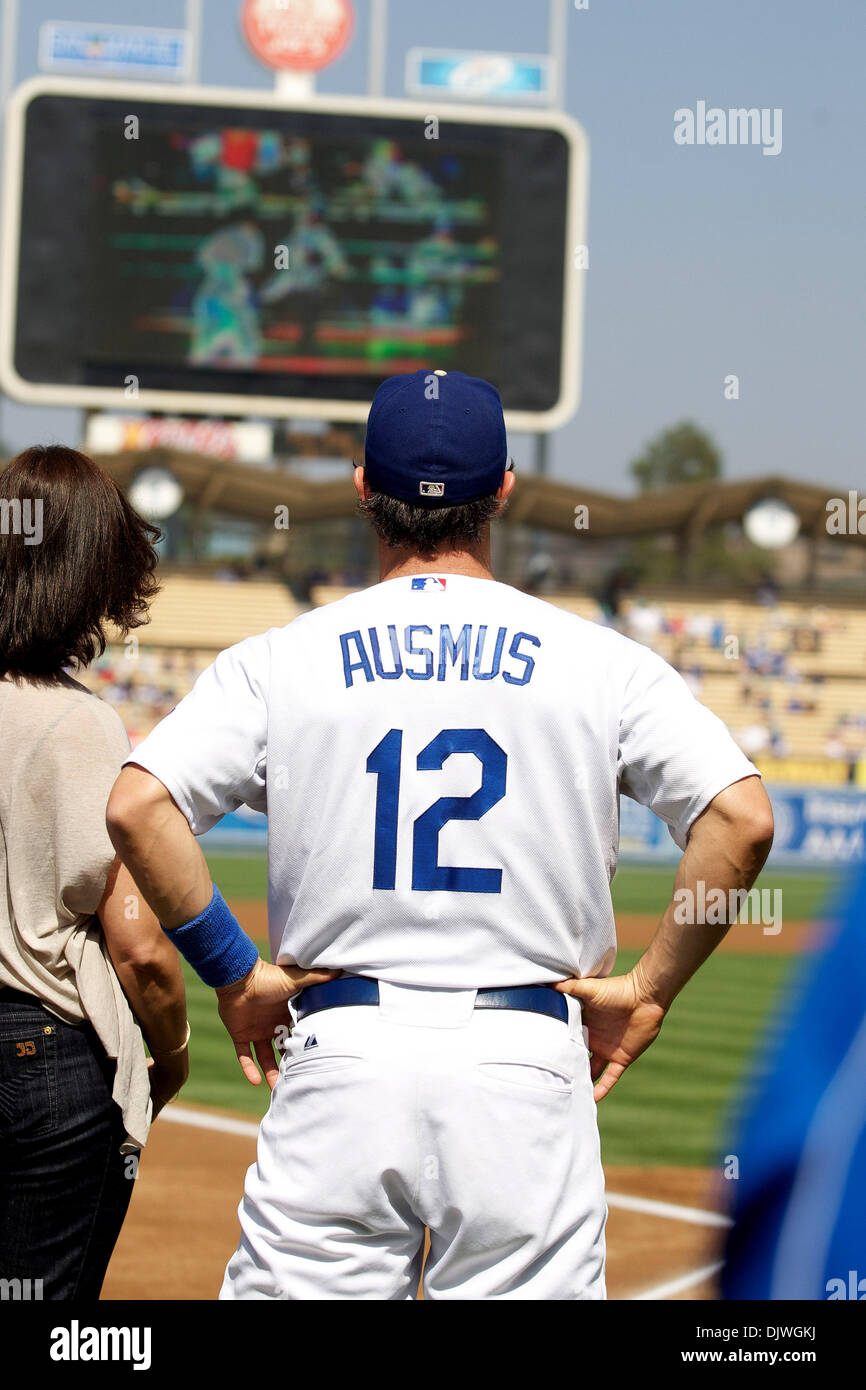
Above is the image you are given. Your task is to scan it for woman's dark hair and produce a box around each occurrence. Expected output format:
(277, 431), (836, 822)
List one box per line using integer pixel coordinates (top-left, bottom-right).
(358, 487), (505, 557)
(0, 445), (160, 680)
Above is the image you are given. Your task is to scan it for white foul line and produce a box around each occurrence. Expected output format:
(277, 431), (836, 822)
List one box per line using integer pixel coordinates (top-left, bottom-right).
(607, 1191), (731, 1229)
(161, 1105), (260, 1139)
(631, 1261), (724, 1302)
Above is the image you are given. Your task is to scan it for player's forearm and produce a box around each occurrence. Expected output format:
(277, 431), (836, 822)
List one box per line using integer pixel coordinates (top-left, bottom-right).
(107, 765), (213, 928)
(630, 777), (774, 1011)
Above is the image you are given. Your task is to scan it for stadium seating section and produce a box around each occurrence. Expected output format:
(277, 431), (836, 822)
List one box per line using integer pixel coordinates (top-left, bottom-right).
(78, 576), (302, 748)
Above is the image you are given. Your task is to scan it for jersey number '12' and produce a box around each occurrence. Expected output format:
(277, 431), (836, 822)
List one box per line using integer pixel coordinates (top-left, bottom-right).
(366, 728), (506, 893)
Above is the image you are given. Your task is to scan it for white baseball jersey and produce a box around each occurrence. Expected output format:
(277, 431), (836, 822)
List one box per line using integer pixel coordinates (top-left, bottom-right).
(128, 573), (758, 987)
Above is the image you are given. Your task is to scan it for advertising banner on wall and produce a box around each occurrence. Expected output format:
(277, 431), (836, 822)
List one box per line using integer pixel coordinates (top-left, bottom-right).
(202, 786), (866, 869)
(617, 785), (866, 869)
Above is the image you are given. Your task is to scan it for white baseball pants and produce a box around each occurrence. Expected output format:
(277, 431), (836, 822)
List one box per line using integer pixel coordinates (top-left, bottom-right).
(220, 982), (607, 1300)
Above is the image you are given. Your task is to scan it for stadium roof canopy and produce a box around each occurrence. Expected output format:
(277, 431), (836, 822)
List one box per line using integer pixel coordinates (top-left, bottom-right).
(87, 449), (861, 550)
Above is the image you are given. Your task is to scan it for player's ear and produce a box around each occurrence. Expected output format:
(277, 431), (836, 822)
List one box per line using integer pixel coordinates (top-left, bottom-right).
(353, 464), (371, 502)
(496, 467), (516, 504)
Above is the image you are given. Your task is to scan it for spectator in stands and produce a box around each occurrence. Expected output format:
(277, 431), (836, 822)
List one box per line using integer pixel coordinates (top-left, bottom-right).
(682, 664), (704, 699)
(737, 722), (771, 758)
(808, 606), (832, 651)
(626, 599), (663, 646)
(768, 725), (790, 758)
(596, 566), (635, 623)
(686, 611), (713, 645)
(755, 574), (778, 607)
(0, 445), (189, 1299)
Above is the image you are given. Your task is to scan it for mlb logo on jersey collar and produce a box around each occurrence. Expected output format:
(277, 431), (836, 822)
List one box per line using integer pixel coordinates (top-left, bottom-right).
(411, 576), (447, 591)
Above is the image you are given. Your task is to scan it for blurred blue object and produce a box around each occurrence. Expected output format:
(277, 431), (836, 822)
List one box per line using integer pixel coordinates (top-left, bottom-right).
(722, 863), (866, 1300)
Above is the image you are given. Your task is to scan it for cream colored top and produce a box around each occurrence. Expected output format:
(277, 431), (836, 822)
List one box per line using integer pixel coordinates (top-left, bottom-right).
(0, 675), (151, 1148)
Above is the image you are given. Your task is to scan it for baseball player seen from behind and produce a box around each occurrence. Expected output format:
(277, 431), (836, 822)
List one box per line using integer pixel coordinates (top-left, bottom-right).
(107, 369), (774, 1301)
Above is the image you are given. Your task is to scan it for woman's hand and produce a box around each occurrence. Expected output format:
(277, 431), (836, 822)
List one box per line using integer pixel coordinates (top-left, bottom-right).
(147, 1051), (190, 1119)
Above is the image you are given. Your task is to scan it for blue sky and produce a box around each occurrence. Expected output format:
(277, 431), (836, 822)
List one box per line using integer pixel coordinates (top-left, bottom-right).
(1, 0), (863, 493)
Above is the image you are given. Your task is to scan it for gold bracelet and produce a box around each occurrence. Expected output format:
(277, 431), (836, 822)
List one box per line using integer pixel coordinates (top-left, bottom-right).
(151, 1021), (191, 1059)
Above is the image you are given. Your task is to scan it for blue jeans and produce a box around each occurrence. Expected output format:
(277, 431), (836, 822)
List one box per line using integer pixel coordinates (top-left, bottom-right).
(0, 988), (135, 1300)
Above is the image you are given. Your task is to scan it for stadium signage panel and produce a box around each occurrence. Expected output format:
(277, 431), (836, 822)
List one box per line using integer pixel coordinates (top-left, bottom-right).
(406, 49), (553, 105)
(0, 78), (587, 432)
(85, 414), (274, 464)
(38, 22), (191, 81)
(621, 785), (866, 867)
(241, 0), (355, 72)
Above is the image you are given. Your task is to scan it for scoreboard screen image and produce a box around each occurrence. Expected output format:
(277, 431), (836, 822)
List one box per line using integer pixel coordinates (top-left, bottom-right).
(2, 81), (587, 426)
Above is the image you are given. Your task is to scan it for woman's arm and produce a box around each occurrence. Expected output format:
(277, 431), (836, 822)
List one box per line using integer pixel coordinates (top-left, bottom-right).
(98, 856), (190, 1116)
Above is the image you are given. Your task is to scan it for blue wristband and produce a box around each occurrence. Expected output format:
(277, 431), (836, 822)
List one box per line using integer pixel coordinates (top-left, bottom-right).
(164, 885), (259, 989)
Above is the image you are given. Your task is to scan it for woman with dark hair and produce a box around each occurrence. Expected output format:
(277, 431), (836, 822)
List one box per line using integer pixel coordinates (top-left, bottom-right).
(0, 445), (188, 1299)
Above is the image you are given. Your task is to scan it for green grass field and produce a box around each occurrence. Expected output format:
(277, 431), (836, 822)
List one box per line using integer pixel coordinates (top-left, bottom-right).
(207, 853), (836, 924)
(174, 854), (833, 1166)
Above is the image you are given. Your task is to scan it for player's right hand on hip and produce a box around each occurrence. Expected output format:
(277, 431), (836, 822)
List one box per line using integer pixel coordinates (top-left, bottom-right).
(215, 958), (341, 1090)
(554, 972), (666, 1103)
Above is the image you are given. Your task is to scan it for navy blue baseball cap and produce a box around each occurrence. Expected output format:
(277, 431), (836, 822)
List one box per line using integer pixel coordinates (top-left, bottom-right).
(362, 369), (508, 507)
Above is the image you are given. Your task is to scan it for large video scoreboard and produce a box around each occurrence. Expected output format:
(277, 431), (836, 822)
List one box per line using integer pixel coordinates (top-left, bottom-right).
(1, 78), (588, 430)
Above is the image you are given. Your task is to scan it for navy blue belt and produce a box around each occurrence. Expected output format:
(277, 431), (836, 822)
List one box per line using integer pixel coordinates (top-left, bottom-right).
(295, 976), (568, 1023)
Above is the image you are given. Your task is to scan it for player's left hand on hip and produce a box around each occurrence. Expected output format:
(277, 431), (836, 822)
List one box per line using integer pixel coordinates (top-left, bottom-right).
(216, 958), (341, 1089)
(554, 972), (666, 1102)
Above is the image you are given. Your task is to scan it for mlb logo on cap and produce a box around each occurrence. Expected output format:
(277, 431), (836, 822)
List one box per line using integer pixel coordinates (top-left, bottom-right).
(420, 481), (445, 497)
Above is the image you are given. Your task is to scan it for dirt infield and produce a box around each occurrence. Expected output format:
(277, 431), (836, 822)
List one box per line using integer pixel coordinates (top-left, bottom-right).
(230, 901), (823, 957)
(102, 1107), (725, 1301)
(615, 915), (823, 955)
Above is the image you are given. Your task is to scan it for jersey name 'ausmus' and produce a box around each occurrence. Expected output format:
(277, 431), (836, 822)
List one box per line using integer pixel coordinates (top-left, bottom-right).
(339, 622), (542, 688)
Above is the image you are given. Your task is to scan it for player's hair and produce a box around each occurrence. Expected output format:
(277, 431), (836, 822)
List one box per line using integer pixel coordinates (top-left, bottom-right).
(0, 445), (160, 681)
(358, 487), (505, 556)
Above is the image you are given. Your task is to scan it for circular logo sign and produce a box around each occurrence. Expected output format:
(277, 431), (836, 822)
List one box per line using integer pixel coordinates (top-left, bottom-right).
(128, 466), (184, 521)
(743, 497), (801, 550)
(241, 0), (354, 72)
